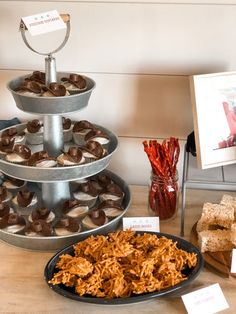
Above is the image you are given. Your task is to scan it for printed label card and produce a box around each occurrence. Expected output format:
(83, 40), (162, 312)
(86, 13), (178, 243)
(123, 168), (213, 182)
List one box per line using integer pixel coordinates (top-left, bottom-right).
(122, 216), (160, 232)
(22, 10), (66, 36)
(230, 249), (236, 273)
(181, 283), (229, 314)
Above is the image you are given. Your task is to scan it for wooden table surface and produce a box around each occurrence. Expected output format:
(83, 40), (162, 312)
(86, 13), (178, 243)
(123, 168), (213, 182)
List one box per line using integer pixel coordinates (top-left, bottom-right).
(0, 186), (235, 314)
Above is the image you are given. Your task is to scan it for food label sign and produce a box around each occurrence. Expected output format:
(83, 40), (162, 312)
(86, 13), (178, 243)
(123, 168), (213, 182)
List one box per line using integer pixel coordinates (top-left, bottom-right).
(122, 216), (160, 232)
(231, 249), (236, 273)
(21, 10), (66, 36)
(181, 283), (229, 314)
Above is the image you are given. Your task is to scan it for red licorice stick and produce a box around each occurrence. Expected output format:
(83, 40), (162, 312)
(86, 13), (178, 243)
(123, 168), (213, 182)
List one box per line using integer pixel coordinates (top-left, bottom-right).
(162, 140), (174, 178)
(168, 137), (175, 166)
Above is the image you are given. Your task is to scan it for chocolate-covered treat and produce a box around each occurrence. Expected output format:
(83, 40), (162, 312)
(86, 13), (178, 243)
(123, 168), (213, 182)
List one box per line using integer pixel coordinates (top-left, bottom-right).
(61, 73), (87, 93)
(42, 82), (70, 97)
(5, 144), (31, 164)
(90, 173), (113, 192)
(0, 186), (10, 203)
(26, 119), (42, 133)
(0, 202), (13, 219)
(25, 119), (43, 145)
(12, 188), (38, 216)
(0, 213), (26, 234)
(17, 189), (34, 207)
(57, 147), (85, 166)
(82, 208), (108, 229)
(62, 199), (89, 218)
(16, 80), (42, 97)
(62, 117), (73, 142)
(96, 174), (113, 188)
(99, 183), (124, 205)
(63, 117), (72, 130)
(1, 127), (18, 138)
(84, 129), (110, 147)
(97, 200), (124, 218)
(28, 207), (55, 224)
(26, 71), (46, 86)
(0, 137), (15, 155)
(2, 176), (26, 192)
(25, 220), (53, 237)
(54, 216), (81, 236)
(70, 178), (89, 192)
(82, 140), (107, 162)
(73, 120), (94, 132)
(73, 181), (99, 208)
(28, 151), (57, 167)
(72, 120), (95, 145)
(1, 127), (26, 145)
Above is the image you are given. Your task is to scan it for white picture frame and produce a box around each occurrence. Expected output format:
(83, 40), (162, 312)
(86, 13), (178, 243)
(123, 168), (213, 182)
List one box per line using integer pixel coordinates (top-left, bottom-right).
(190, 71), (236, 169)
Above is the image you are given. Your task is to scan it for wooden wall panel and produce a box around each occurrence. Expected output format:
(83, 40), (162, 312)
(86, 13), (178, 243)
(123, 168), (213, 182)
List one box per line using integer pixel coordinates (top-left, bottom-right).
(1, 2), (236, 75)
(0, 70), (193, 139)
(5, 1), (236, 3)
(108, 137), (185, 186)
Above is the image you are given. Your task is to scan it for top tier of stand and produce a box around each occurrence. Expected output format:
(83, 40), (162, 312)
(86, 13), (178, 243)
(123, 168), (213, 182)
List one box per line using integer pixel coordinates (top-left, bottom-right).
(7, 73), (96, 115)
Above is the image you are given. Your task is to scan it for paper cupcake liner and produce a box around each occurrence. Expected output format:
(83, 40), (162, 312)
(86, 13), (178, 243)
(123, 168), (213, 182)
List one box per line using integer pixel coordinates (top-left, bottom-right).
(4, 157), (29, 166)
(1, 224), (26, 235)
(70, 178), (89, 192)
(73, 194), (98, 208)
(14, 136), (26, 145)
(82, 215), (109, 230)
(63, 129), (73, 142)
(72, 133), (86, 146)
(11, 199), (38, 217)
(0, 191), (13, 204)
(25, 132), (43, 145)
(99, 194), (124, 206)
(2, 181), (26, 194)
(54, 225), (81, 236)
(57, 154), (85, 167)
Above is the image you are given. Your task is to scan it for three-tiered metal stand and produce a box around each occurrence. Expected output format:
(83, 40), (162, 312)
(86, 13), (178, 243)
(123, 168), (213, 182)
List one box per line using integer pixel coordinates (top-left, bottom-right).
(0, 14), (131, 251)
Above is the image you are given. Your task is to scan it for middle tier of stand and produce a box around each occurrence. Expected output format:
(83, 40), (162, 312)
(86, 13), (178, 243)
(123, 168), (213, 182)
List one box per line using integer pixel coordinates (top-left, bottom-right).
(0, 123), (118, 182)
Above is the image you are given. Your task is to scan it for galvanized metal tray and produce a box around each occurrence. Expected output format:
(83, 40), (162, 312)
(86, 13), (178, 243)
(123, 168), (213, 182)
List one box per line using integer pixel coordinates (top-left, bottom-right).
(7, 72), (95, 115)
(0, 170), (131, 251)
(0, 123), (118, 182)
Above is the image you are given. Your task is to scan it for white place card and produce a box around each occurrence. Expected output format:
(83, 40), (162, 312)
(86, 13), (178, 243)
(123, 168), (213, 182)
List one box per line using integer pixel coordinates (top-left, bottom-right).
(122, 216), (160, 232)
(231, 249), (236, 273)
(181, 283), (229, 314)
(22, 10), (66, 36)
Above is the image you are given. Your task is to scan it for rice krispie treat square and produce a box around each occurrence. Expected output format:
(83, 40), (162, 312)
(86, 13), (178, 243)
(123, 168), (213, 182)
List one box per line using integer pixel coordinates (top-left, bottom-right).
(198, 229), (233, 253)
(196, 202), (234, 232)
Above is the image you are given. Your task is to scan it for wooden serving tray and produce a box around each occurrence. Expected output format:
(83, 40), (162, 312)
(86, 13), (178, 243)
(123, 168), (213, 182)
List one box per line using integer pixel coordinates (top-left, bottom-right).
(190, 223), (236, 278)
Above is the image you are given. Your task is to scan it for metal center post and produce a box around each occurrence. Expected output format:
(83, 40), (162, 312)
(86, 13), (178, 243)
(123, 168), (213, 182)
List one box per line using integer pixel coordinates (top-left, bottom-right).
(42, 55), (71, 210)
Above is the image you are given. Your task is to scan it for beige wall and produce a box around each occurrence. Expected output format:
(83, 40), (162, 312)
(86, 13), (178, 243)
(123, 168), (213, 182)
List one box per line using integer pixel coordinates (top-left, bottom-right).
(1, 1), (236, 185)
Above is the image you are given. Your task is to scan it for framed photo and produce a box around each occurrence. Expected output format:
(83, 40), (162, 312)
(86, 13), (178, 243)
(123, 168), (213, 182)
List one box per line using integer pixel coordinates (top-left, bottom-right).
(190, 71), (236, 169)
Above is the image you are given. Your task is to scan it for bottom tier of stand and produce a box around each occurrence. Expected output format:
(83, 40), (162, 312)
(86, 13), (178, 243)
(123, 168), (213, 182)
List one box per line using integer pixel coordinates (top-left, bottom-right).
(0, 170), (131, 251)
